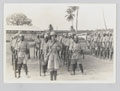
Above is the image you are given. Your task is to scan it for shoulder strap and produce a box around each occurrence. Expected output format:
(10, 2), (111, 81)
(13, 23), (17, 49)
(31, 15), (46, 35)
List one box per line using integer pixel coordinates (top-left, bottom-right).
(45, 41), (56, 59)
(50, 41), (56, 49)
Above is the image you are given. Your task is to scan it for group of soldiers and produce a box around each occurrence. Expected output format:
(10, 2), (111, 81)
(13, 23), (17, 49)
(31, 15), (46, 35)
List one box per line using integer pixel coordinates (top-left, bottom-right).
(10, 30), (85, 80)
(87, 31), (113, 60)
(34, 31), (84, 79)
(10, 25), (114, 80)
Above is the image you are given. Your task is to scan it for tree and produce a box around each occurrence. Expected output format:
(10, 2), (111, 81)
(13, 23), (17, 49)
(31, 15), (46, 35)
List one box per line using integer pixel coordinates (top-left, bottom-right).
(69, 6), (79, 31)
(65, 8), (75, 26)
(6, 13), (32, 26)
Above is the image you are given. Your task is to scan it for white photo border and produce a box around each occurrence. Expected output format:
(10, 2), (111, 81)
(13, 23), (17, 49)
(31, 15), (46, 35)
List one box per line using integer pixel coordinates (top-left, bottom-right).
(0, 0), (120, 91)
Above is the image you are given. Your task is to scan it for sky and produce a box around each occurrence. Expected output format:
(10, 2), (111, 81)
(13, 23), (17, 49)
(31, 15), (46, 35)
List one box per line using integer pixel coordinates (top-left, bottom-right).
(4, 4), (116, 30)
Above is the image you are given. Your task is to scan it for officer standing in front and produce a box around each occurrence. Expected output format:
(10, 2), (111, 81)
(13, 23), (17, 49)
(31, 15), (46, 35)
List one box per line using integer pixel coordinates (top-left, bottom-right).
(45, 31), (62, 81)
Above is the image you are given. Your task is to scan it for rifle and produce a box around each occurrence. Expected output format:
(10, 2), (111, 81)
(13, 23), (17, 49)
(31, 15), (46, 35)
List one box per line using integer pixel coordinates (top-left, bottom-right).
(38, 42), (42, 76)
(12, 35), (20, 77)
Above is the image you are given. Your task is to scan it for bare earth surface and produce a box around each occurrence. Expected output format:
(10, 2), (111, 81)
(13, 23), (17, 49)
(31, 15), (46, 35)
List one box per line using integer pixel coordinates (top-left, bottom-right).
(5, 43), (115, 83)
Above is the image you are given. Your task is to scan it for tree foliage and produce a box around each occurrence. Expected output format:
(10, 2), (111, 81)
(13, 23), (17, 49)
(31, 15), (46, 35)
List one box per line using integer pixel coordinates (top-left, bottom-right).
(69, 6), (79, 31)
(6, 13), (32, 26)
(65, 6), (79, 31)
(65, 8), (75, 26)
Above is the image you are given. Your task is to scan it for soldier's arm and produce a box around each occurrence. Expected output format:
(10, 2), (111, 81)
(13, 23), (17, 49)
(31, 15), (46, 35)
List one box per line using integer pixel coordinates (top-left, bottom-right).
(12, 31), (21, 39)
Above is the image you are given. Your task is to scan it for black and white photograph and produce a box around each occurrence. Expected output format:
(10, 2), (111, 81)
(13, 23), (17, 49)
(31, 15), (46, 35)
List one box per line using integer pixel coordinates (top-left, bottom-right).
(4, 3), (116, 83)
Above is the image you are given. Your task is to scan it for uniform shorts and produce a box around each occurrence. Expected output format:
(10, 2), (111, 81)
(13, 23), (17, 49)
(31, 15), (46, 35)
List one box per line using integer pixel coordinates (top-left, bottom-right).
(71, 59), (83, 64)
(18, 57), (24, 64)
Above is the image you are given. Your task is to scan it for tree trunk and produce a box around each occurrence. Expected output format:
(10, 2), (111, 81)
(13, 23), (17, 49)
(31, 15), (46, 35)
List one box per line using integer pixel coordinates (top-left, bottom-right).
(76, 9), (79, 31)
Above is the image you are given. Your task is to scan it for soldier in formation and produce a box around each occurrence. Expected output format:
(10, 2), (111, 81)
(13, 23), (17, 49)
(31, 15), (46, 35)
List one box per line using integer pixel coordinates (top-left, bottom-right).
(10, 27), (113, 80)
(40, 33), (49, 76)
(70, 35), (84, 75)
(87, 31), (113, 60)
(14, 34), (30, 78)
(34, 35), (41, 58)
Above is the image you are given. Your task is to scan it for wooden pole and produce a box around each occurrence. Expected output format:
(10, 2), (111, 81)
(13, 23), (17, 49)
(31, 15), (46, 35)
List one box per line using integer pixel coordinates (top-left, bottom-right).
(102, 9), (107, 30)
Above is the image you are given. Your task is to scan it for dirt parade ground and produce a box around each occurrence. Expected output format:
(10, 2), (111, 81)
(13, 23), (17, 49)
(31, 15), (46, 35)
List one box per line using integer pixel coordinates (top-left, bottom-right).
(5, 43), (115, 83)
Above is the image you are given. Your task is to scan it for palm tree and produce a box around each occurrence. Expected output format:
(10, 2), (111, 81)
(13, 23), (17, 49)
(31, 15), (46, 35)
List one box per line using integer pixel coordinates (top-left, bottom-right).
(69, 6), (79, 31)
(65, 8), (75, 26)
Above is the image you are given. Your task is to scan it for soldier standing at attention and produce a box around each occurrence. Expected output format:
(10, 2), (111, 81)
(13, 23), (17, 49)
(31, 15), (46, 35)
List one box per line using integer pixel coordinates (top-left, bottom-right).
(35, 35), (41, 58)
(90, 33), (95, 55)
(15, 34), (29, 78)
(102, 33), (106, 59)
(94, 33), (98, 57)
(97, 33), (101, 57)
(65, 33), (70, 66)
(109, 33), (113, 60)
(67, 33), (74, 72)
(11, 31), (22, 71)
(41, 33), (49, 76)
(61, 33), (67, 65)
(104, 33), (109, 59)
(60, 34), (65, 63)
(71, 35), (84, 75)
(45, 31), (62, 81)
(99, 33), (103, 58)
